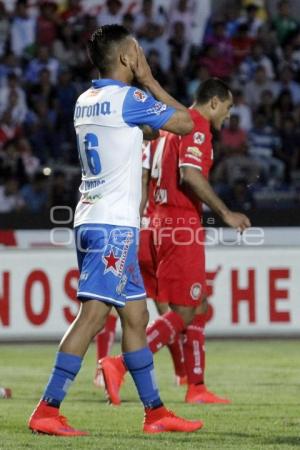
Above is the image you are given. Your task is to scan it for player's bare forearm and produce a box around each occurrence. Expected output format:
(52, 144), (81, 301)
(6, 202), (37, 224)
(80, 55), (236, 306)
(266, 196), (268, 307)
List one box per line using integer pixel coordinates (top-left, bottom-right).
(180, 166), (251, 231)
(143, 78), (187, 112)
(139, 125), (159, 141)
(180, 166), (229, 218)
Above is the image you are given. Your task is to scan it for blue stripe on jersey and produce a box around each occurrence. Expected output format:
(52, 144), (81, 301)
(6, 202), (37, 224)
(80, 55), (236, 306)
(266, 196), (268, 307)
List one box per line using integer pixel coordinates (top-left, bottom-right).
(92, 79), (128, 88)
(122, 86), (175, 129)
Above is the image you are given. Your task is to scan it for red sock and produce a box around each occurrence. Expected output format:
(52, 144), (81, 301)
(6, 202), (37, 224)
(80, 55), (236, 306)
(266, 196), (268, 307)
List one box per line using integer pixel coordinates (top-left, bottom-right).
(167, 334), (186, 377)
(182, 313), (206, 385)
(96, 314), (117, 361)
(146, 311), (185, 353)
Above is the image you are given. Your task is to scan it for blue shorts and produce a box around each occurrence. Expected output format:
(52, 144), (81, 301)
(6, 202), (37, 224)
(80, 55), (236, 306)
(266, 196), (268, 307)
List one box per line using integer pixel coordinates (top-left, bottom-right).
(75, 224), (146, 307)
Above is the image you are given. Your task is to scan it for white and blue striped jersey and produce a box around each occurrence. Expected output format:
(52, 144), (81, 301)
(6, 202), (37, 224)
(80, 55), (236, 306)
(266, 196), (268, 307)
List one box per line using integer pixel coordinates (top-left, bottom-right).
(73, 79), (175, 228)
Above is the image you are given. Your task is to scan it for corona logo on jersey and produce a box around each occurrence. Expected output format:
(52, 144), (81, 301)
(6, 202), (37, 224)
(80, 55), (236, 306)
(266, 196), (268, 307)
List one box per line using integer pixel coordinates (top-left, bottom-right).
(102, 229), (133, 276)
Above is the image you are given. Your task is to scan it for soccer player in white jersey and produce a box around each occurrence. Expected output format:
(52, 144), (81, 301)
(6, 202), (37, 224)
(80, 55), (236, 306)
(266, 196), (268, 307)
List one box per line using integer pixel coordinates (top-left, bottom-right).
(28, 24), (203, 436)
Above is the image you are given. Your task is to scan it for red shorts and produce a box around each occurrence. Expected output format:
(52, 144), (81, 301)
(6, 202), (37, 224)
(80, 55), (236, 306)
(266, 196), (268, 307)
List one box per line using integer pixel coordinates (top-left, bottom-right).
(138, 227), (157, 299)
(139, 211), (207, 306)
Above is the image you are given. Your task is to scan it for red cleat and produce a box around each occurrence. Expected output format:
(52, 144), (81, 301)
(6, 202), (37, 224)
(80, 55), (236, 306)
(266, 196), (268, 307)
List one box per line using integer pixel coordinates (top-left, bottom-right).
(143, 406), (203, 433)
(100, 356), (126, 405)
(175, 375), (187, 386)
(185, 384), (231, 404)
(28, 400), (89, 436)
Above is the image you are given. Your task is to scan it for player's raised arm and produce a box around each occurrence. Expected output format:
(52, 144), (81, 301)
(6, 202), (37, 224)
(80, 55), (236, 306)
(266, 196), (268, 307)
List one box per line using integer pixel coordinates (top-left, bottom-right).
(131, 44), (193, 135)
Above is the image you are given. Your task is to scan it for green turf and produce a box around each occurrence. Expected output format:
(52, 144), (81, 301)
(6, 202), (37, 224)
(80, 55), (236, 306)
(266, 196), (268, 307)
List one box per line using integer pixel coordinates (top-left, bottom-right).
(0, 340), (299, 450)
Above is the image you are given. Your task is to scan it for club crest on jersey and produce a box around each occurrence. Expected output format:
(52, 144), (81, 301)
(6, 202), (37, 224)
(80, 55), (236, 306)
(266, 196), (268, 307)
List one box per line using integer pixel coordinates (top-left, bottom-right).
(193, 132), (205, 145)
(102, 229), (133, 276)
(190, 283), (202, 300)
(133, 89), (147, 102)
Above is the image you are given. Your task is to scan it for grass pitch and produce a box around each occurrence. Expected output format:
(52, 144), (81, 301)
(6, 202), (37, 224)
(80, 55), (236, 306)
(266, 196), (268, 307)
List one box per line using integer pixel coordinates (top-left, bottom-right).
(0, 340), (299, 450)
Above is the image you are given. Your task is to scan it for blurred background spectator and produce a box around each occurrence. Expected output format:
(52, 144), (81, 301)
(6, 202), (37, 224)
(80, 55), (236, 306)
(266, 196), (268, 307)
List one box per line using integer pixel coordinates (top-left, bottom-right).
(0, 0), (300, 223)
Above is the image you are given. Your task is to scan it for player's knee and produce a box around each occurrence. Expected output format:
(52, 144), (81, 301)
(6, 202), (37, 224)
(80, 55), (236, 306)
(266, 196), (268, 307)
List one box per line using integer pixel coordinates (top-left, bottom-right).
(170, 304), (195, 327)
(121, 305), (149, 332)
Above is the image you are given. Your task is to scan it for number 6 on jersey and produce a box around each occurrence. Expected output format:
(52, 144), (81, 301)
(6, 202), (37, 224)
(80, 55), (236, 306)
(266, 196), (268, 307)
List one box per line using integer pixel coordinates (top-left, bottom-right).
(77, 132), (102, 176)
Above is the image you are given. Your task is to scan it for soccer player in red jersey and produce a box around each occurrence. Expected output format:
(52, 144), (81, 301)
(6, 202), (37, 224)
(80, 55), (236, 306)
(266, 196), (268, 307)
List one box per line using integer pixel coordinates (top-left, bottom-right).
(100, 78), (251, 406)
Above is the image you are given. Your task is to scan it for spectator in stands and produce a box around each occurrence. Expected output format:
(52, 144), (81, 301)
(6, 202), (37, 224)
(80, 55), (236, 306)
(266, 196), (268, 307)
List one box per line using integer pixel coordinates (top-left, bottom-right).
(15, 137), (40, 178)
(0, 109), (21, 148)
(222, 178), (255, 211)
(0, 52), (22, 87)
(277, 115), (300, 182)
(187, 65), (209, 104)
(0, 1), (9, 57)
(0, 73), (27, 125)
(60, 0), (83, 25)
(49, 170), (75, 209)
(239, 41), (274, 82)
(25, 46), (59, 84)
(0, 174), (24, 212)
(237, 3), (263, 38)
(122, 12), (135, 34)
(27, 68), (57, 111)
(168, 0), (194, 45)
(20, 172), (49, 213)
(136, 0), (169, 70)
(248, 111), (285, 184)
(204, 20), (234, 78)
(36, 1), (60, 48)
(275, 64), (300, 104)
(277, 41), (300, 76)
(168, 21), (190, 72)
(231, 89), (253, 131)
(24, 99), (57, 163)
(273, 89), (294, 128)
(244, 65), (277, 109)
(256, 89), (276, 125)
(10, 0), (36, 58)
(97, 0), (124, 26)
(231, 23), (255, 67)
(272, 0), (299, 45)
(213, 114), (259, 188)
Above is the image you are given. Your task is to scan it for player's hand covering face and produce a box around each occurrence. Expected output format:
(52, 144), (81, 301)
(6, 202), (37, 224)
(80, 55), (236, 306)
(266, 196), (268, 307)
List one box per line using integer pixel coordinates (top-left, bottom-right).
(130, 41), (153, 87)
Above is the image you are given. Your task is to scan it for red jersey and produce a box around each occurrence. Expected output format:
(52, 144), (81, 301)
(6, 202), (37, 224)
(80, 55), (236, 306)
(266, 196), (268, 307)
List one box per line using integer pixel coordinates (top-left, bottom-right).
(153, 109), (214, 219)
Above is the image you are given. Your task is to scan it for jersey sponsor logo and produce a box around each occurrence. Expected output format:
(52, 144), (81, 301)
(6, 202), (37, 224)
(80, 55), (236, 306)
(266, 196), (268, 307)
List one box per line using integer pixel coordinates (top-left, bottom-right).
(74, 101), (111, 119)
(186, 147), (203, 161)
(190, 282), (202, 300)
(133, 89), (147, 102)
(146, 102), (167, 116)
(193, 132), (205, 145)
(102, 229), (133, 277)
(185, 154), (202, 162)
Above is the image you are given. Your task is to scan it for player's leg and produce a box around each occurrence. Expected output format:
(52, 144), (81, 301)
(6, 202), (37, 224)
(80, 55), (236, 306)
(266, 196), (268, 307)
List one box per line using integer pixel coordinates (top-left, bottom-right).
(28, 299), (111, 436)
(116, 298), (203, 433)
(184, 297), (231, 404)
(154, 301), (186, 385)
(94, 307), (118, 387)
(28, 224), (122, 436)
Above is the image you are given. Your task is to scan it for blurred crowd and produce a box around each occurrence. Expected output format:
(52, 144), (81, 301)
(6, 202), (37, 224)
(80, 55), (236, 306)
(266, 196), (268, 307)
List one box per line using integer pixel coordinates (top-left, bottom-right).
(0, 0), (300, 216)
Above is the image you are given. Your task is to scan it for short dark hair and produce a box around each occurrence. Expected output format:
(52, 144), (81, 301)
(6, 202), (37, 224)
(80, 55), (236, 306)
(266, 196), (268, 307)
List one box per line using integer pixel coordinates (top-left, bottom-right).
(87, 24), (130, 75)
(195, 78), (231, 104)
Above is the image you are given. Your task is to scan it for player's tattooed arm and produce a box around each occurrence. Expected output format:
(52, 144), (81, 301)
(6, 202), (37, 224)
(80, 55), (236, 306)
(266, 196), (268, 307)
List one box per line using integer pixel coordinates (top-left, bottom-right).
(139, 125), (159, 140)
(180, 166), (251, 232)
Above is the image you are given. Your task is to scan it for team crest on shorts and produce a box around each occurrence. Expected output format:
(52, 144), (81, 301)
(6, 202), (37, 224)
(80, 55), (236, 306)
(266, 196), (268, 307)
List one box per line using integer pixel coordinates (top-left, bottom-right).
(190, 283), (202, 300)
(193, 132), (205, 145)
(102, 229), (133, 276)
